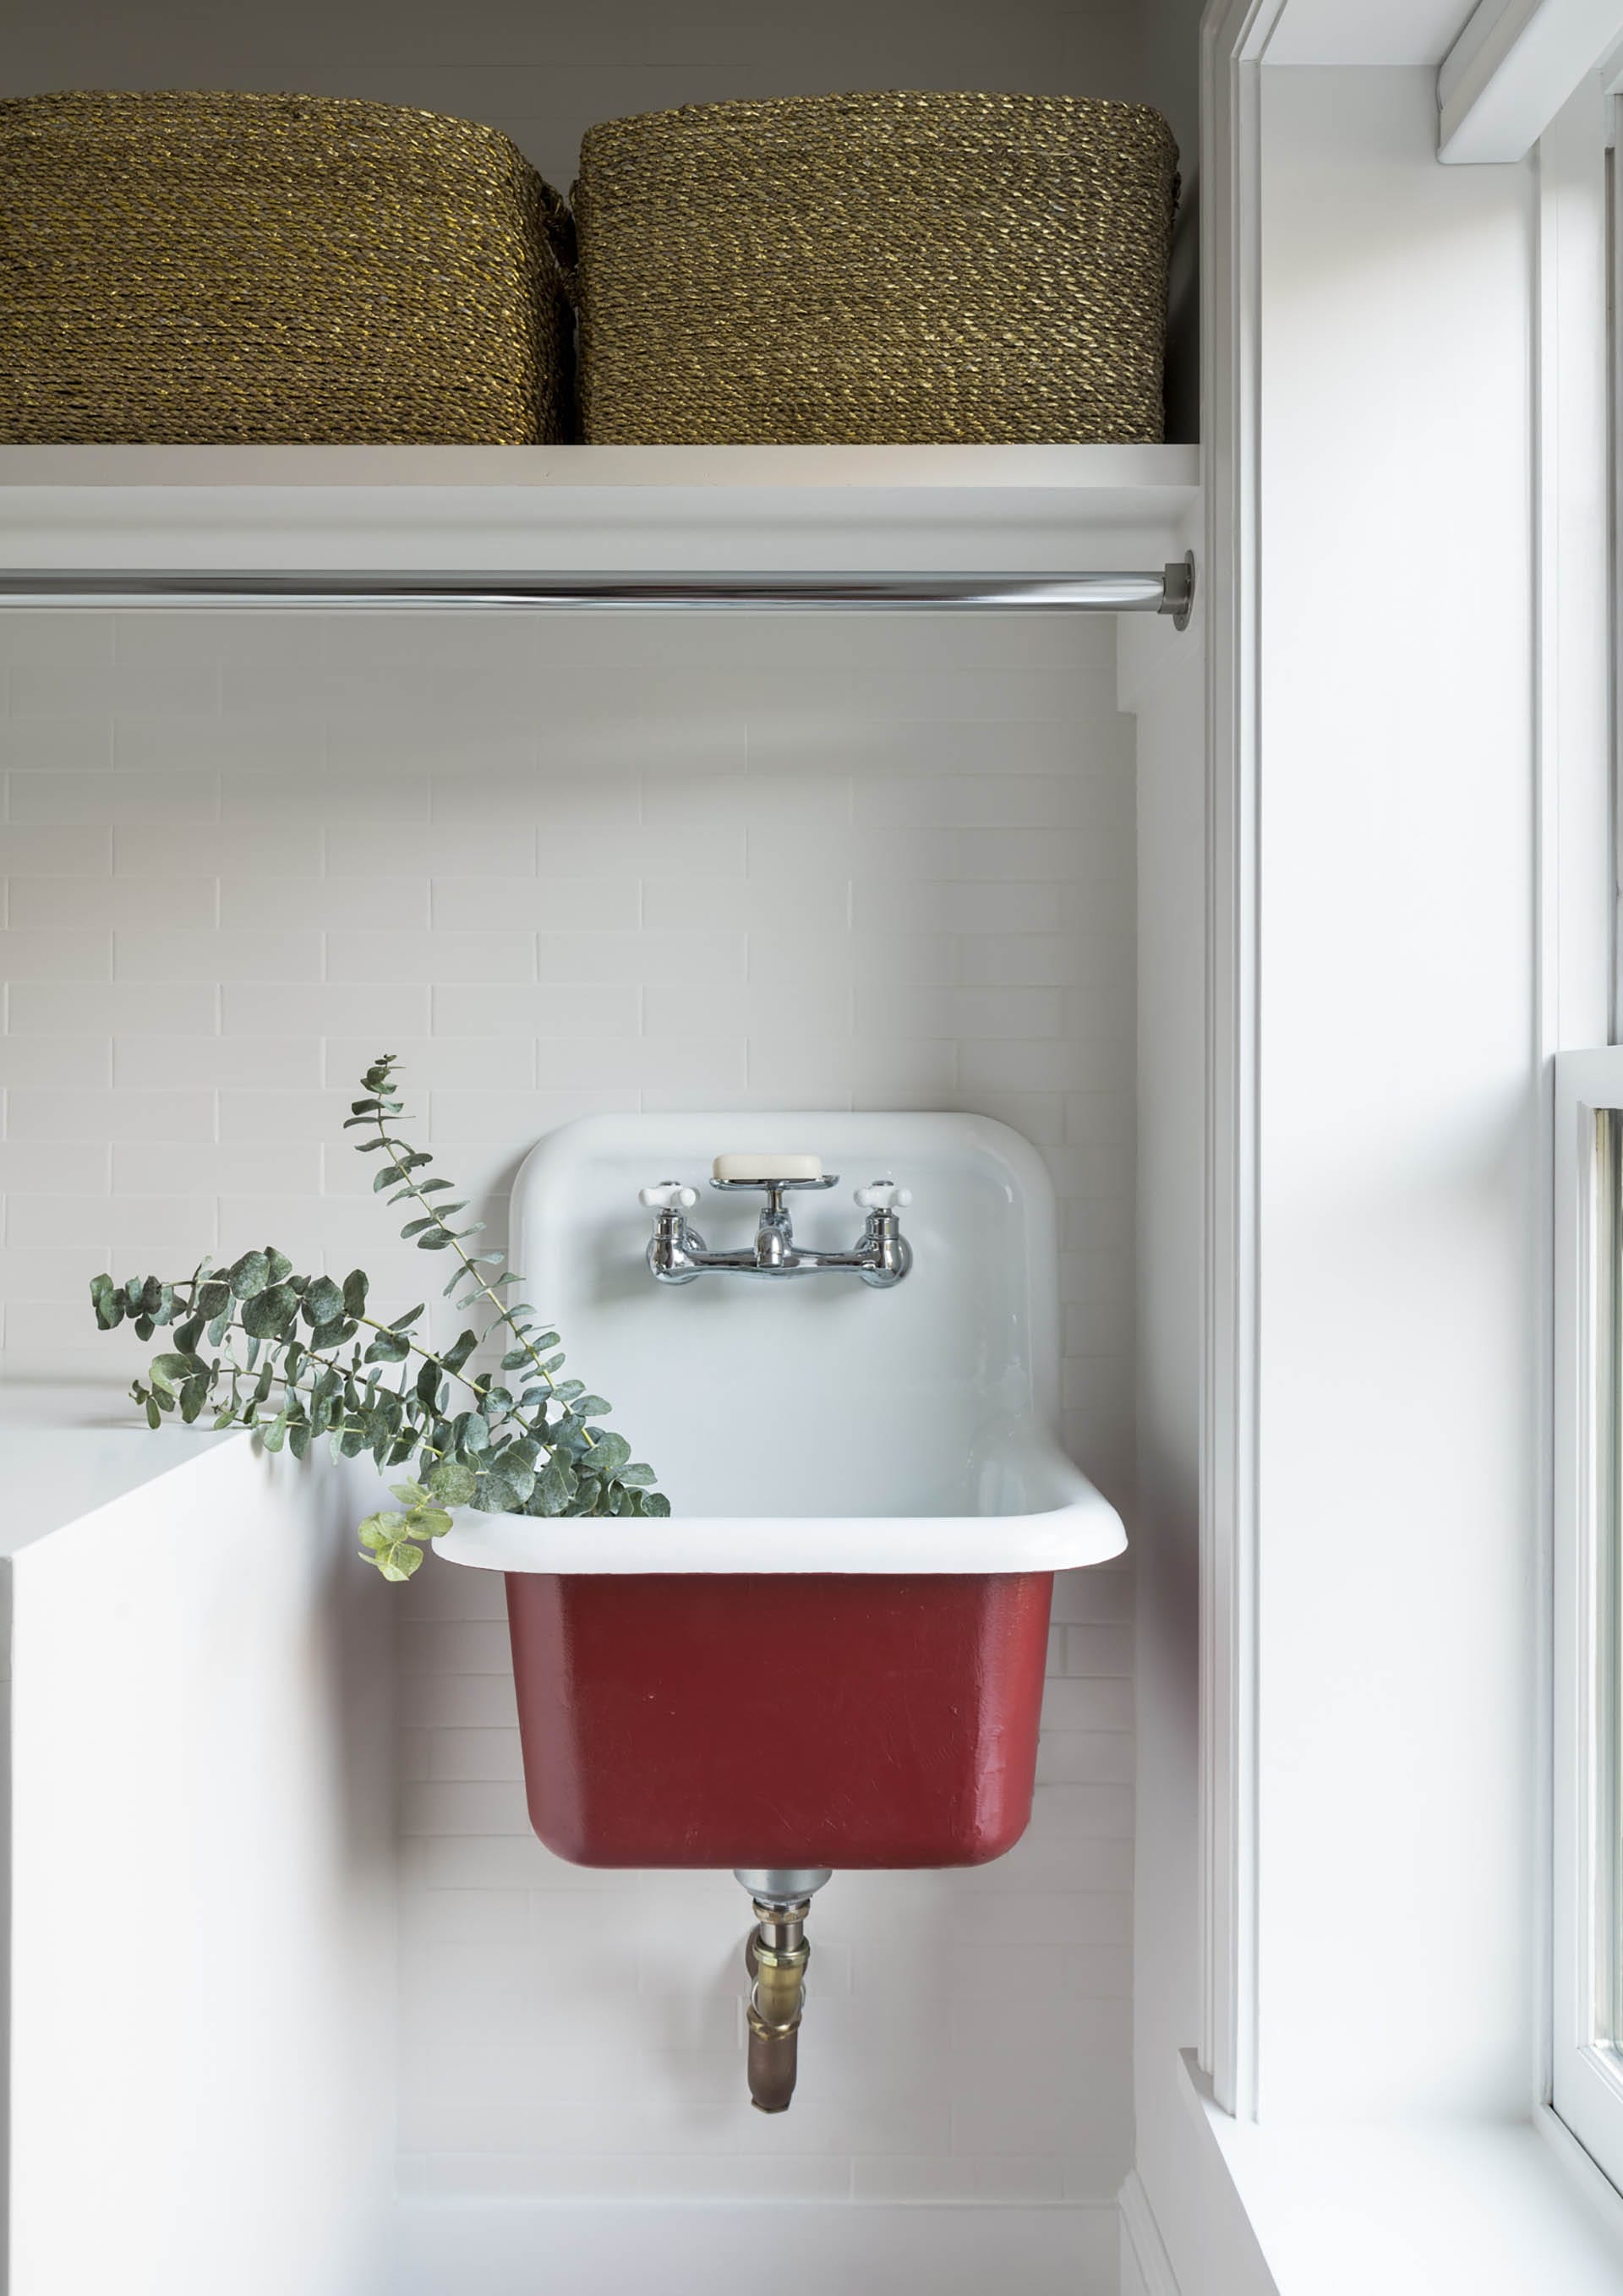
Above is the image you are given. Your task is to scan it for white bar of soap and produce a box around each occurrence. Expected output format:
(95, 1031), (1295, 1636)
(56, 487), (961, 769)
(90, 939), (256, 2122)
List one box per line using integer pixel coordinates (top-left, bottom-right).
(712, 1151), (823, 1183)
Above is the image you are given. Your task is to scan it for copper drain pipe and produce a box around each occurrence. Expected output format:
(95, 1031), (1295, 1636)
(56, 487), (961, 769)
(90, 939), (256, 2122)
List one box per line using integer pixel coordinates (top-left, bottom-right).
(735, 1867), (831, 2113)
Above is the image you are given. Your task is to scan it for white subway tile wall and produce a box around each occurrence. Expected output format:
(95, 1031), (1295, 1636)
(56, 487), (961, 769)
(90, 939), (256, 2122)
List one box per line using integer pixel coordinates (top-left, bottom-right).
(0, 607), (1136, 2200)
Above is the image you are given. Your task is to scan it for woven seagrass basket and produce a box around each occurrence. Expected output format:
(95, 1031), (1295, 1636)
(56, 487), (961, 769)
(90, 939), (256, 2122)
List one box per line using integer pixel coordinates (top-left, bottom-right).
(0, 90), (573, 443)
(572, 90), (1178, 446)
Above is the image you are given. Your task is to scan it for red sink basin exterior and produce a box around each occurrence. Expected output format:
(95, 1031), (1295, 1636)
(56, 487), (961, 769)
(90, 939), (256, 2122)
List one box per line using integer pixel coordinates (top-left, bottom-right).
(505, 1569), (1053, 1868)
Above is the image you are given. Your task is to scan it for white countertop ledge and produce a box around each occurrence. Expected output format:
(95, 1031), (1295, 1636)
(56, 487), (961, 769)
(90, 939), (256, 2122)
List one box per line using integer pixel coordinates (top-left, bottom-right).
(0, 1386), (237, 1556)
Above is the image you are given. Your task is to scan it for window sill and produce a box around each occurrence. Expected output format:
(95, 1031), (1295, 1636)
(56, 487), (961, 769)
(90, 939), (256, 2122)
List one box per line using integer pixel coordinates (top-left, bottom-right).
(1178, 2053), (1623, 2296)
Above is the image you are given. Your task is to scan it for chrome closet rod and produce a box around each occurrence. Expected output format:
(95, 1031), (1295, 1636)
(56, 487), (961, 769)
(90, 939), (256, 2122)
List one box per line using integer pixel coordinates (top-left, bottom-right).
(0, 555), (1195, 627)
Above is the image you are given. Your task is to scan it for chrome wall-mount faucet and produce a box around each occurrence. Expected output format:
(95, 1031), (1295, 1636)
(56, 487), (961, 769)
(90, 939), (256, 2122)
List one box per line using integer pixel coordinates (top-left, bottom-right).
(640, 1156), (911, 1287)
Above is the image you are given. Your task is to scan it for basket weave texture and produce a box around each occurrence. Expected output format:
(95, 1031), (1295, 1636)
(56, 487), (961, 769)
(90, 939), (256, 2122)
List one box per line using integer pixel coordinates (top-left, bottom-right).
(0, 90), (573, 444)
(573, 90), (1178, 446)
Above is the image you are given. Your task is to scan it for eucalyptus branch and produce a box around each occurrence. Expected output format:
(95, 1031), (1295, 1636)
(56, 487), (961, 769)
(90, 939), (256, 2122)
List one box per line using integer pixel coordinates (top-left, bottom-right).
(365, 1104), (544, 1368)
(356, 1095), (590, 1440)
(89, 1055), (667, 1581)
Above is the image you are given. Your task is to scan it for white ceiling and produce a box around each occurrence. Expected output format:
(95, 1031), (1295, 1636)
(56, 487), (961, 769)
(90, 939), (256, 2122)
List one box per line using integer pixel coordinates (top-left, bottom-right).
(1266, 0), (1480, 67)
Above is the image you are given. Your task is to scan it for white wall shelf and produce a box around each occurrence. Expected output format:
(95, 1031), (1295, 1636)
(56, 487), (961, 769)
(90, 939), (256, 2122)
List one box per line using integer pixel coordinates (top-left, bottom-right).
(0, 442), (1200, 577)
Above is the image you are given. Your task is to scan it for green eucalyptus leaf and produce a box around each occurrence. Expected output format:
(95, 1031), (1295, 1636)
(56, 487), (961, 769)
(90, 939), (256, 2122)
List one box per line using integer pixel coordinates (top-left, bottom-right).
(475, 1456), (534, 1512)
(536, 1457), (576, 1515)
(303, 1276), (345, 1327)
(242, 1283), (298, 1339)
(369, 1536), (424, 1583)
(426, 1460), (477, 1506)
(89, 1273), (124, 1330)
(229, 1249), (270, 1301)
(265, 1248), (293, 1283)
(148, 1351), (202, 1396)
(342, 1270), (369, 1318)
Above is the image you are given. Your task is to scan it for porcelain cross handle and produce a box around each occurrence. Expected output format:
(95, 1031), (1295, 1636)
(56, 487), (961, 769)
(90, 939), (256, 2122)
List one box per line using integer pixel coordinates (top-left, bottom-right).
(640, 1182), (699, 1211)
(854, 1182), (911, 1210)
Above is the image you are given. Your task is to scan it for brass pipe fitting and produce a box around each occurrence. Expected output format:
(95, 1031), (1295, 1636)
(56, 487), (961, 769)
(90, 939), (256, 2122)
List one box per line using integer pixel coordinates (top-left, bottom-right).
(735, 1872), (829, 2113)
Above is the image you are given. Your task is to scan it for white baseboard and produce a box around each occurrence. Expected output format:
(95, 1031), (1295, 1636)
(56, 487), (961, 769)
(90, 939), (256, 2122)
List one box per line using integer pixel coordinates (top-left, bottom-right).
(1119, 2171), (1182, 2296)
(394, 2200), (1118, 2296)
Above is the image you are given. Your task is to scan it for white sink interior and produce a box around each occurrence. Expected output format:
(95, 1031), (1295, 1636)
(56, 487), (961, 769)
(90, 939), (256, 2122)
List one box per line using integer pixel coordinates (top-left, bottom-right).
(441, 1112), (1123, 1574)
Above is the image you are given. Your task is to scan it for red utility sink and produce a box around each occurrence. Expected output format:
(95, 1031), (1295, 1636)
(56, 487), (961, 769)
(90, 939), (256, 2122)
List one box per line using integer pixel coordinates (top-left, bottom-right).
(505, 1567), (1054, 1868)
(435, 1111), (1128, 1878)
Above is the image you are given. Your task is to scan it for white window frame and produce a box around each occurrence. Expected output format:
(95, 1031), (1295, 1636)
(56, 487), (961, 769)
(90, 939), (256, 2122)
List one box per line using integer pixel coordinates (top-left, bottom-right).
(1201, 7), (1616, 2153)
(1555, 1054), (1623, 2181)
(1549, 68), (1623, 2191)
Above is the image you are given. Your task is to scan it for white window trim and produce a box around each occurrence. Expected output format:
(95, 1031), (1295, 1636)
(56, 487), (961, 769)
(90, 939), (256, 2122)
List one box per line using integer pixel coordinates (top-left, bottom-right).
(1552, 1053), (1623, 2185)
(1544, 74), (1623, 2193)
(1199, 17), (1615, 2139)
(1198, 0), (1276, 2123)
(1440, 1), (1623, 163)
